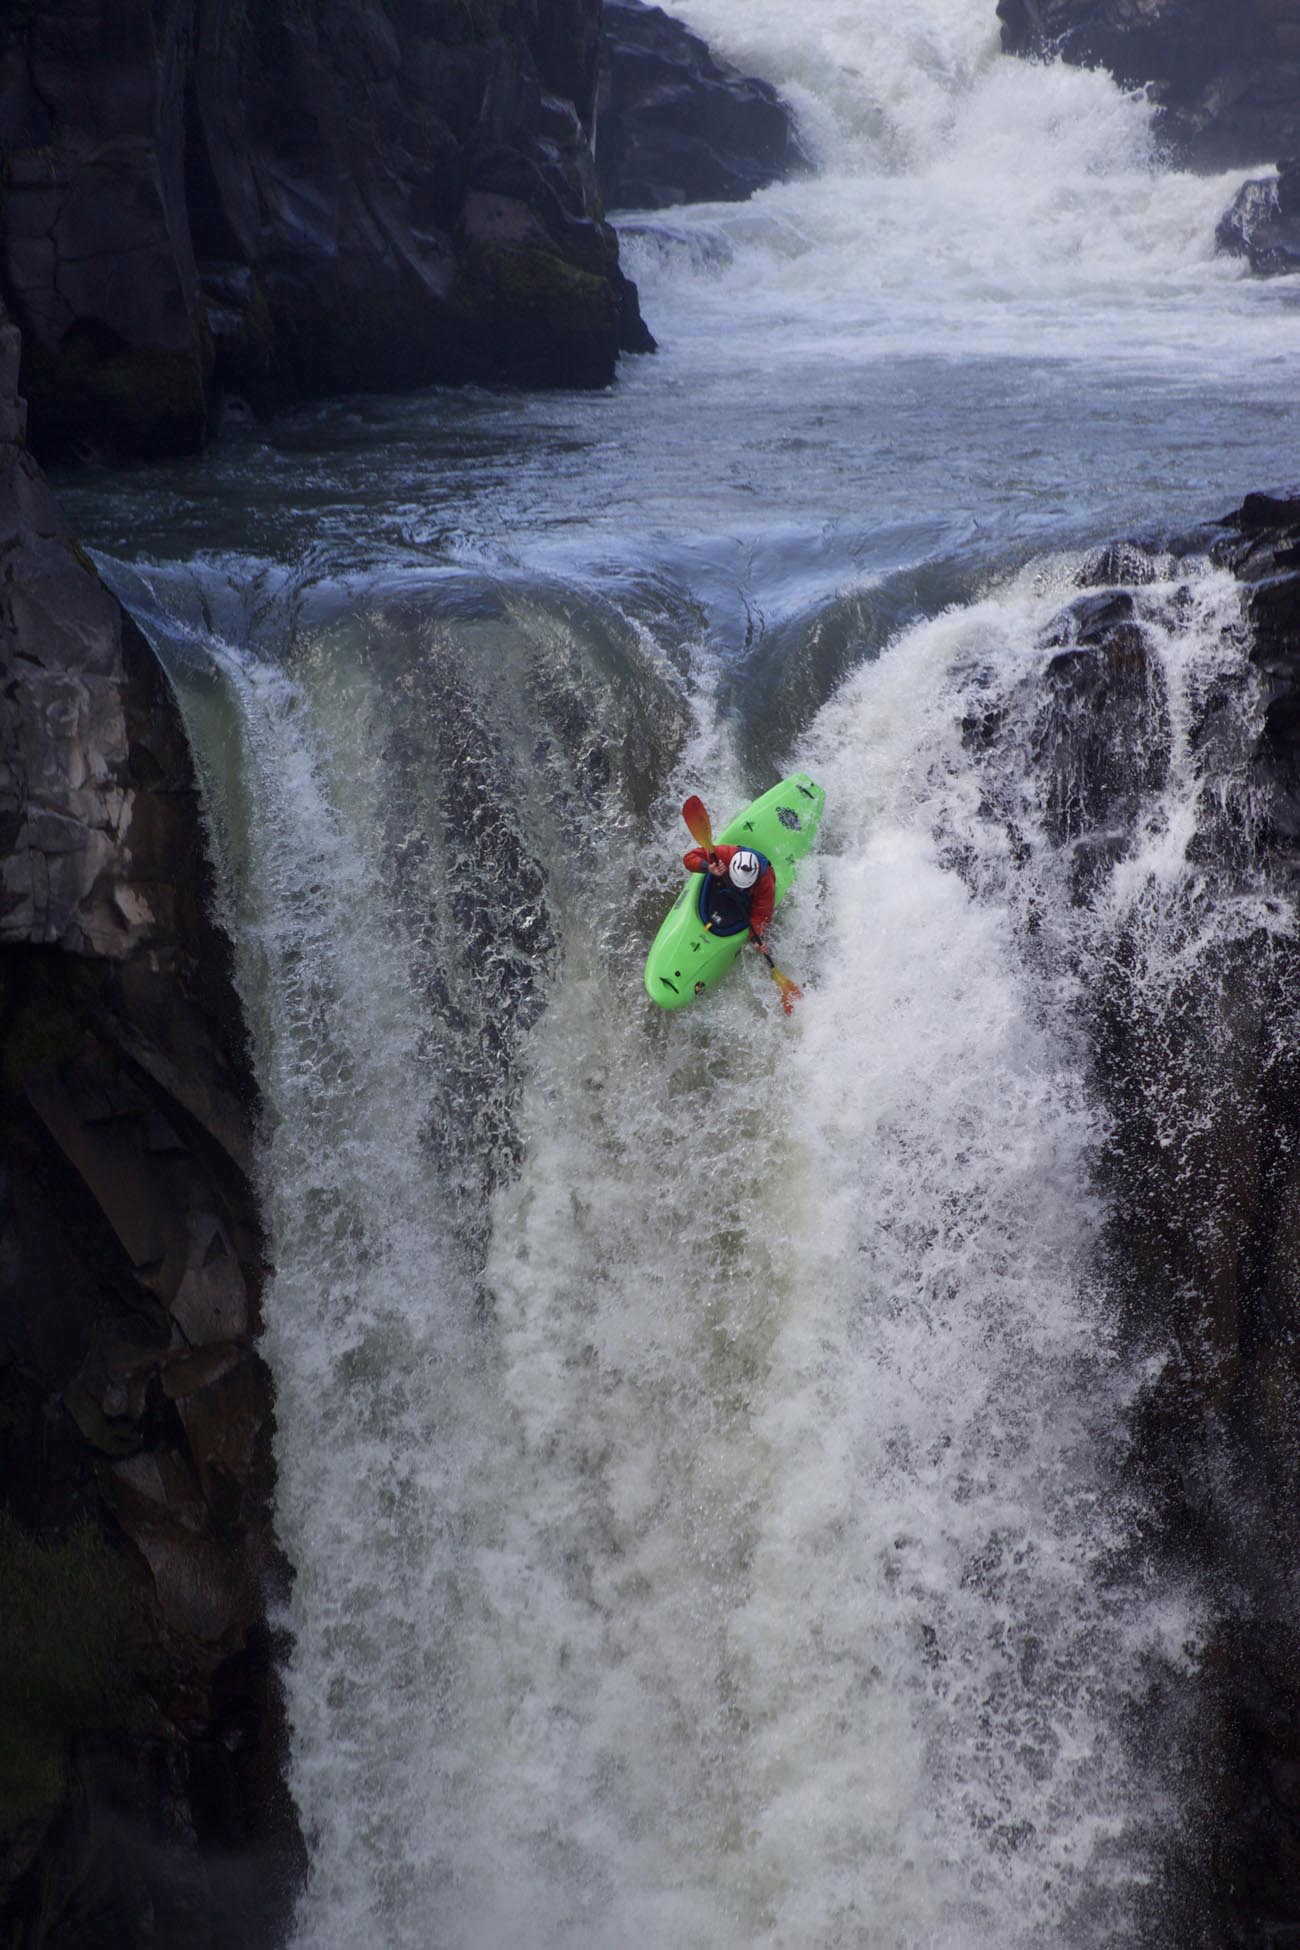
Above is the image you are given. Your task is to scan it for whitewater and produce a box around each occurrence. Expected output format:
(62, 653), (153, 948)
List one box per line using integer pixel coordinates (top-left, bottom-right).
(59, 0), (1300, 1942)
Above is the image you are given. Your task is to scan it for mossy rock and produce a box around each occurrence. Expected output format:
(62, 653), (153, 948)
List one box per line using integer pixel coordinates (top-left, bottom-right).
(0, 960), (99, 1101)
(477, 242), (613, 320)
(202, 275), (286, 415)
(0, 1513), (146, 1832)
(453, 241), (619, 383)
(430, 0), (519, 48)
(0, 0), (42, 53)
(19, 334), (208, 464)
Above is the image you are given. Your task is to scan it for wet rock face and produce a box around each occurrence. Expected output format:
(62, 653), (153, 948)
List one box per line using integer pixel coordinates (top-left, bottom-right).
(1217, 160), (1300, 278)
(997, 0), (1300, 168)
(0, 308), (302, 1940)
(595, 0), (808, 210)
(1213, 492), (1300, 864)
(0, 0), (651, 463)
(0, 320), (193, 962)
(999, 491), (1300, 1946)
(0, 0), (207, 461)
(1034, 589), (1172, 865)
(952, 491), (1300, 1942)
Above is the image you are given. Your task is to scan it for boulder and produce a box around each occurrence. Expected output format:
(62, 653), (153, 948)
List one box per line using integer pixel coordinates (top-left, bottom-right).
(1216, 158), (1300, 277)
(0, 301), (303, 1940)
(595, 0), (808, 210)
(998, 0), (1300, 169)
(0, 0), (652, 463)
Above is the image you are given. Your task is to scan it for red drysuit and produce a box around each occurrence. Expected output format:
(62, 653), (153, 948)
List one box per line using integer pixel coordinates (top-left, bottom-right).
(682, 843), (776, 944)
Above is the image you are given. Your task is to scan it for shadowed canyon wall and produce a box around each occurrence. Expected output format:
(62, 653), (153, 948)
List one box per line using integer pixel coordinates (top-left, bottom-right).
(0, 0), (653, 463)
(999, 0), (1300, 168)
(0, 302), (303, 1945)
(978, 490), (1300, 1947)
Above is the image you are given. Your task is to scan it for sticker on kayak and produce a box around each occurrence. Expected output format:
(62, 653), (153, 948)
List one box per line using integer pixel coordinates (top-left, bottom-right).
(777, 805), (802, 830)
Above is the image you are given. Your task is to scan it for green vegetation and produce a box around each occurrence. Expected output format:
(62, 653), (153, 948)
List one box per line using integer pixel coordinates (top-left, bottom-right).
(471, 242), (615, 333)
(0, 0), (42, 54)
(435, 0), (516, 46)
(20, 338), (207, 462)
(0, 1512), (144, 1830)
(0, 959), (97, 1099)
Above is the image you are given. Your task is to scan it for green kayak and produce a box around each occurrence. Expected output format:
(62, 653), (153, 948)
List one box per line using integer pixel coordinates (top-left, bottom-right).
(644, 772), (826, 1010)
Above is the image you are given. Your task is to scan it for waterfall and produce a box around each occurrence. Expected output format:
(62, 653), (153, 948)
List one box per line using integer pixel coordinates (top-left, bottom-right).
(69, 0), (1300, 1941)
(621, 0), (1282, 374)
(103, 519), (1287, 1946)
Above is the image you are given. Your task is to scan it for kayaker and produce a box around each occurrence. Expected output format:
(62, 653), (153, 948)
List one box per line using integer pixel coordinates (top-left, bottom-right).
(682, 842), (776, 950)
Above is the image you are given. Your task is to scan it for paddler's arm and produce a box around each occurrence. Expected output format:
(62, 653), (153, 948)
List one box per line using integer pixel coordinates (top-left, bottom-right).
(747, 868), (776, 946)
(684, 844), (734, 873)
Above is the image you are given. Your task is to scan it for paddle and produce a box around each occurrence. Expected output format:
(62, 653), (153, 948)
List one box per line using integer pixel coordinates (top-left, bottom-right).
(680, 796), (804, 1014)
(681, 794), (715, 853)
(752, 937), (803, 1016)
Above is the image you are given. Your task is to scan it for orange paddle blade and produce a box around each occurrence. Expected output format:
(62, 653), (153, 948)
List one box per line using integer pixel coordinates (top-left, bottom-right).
(682, 795), (714, 851)
(771, 966), (803, 1014)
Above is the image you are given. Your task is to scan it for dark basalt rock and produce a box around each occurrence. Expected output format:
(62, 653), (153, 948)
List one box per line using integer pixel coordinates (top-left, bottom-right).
(943, 491), (1300, 1942)
(1217, 159), (1300, 278)
(992, 489), (1300, 1946)
(1211, 489), (1300, 858)
(998, 0), (1300, 170)
(0, 305), (303, 1941)
(0, 0), (652, 464)
(1034, 588), (1172, 873)
(596, 0), (808, 211)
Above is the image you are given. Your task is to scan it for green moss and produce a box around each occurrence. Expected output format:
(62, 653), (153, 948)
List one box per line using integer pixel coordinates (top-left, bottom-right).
(471, 243), (615, 329)
(203, 275), (279, 409)
(0, 966), (95, 1099)
(84, 346), (205, 437)
(0, 1513), (144, 1831)
(1, 1005), (84, 1096)
(20, 337), (207, 463)
(62, 535), (97, 577)
(0, 0), (42, 53)
(433, 0), (515, 46)
(242, 276), (275, 352)
(272, 0), (515, 40)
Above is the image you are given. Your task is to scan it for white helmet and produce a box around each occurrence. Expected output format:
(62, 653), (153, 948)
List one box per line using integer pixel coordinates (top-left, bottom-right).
(729, 849), (760, 890)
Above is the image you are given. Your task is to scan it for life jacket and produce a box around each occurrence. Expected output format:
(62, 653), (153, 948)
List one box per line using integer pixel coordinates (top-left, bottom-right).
(697, 850), (772, 937)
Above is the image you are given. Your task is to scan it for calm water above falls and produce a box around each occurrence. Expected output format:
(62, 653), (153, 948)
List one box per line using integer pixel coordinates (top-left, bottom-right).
(59, 0), (1300, 1943)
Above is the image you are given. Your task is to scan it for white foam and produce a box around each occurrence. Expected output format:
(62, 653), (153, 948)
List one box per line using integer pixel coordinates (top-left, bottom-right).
(618, 0), (1288, 372)
(150, 532), (1280, 1948)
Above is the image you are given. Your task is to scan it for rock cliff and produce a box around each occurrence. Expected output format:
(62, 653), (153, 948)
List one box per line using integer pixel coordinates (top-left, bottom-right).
(976, 489), (1300, 1945)
(596, 0), (807, 211)
(0, 0), (652, 464)
(0, 305), (301, 1943)
(997, 0), (1300, 168)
